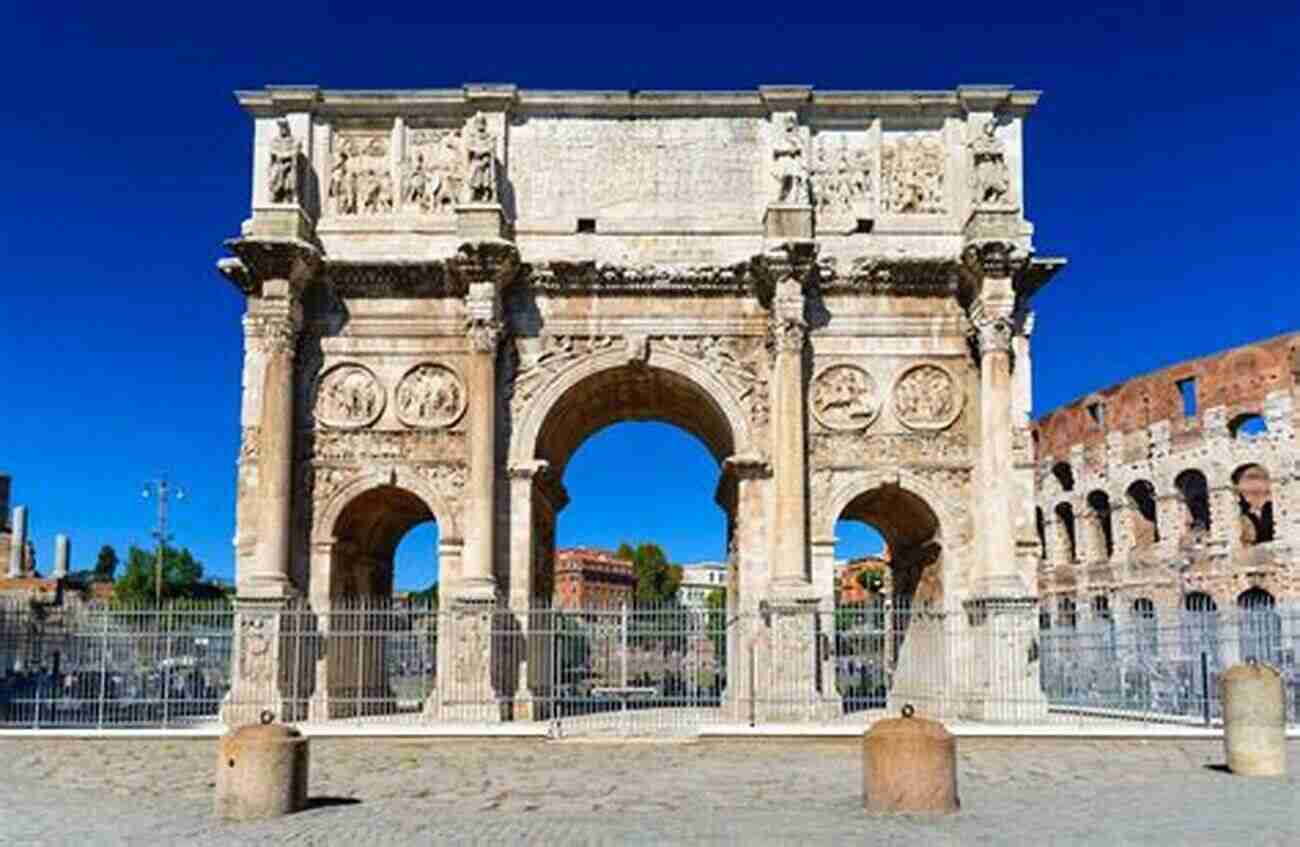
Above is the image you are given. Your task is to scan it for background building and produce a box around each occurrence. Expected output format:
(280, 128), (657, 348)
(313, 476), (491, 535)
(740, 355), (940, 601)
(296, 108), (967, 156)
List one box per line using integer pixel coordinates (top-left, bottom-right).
(552, 548), (636, 610)
(677, 561), (727, 609)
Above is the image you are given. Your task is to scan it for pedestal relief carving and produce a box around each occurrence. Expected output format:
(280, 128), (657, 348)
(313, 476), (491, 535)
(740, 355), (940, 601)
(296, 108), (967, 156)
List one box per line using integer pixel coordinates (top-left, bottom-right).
(881, 133), (946, 214)
(893, 363), (963, 431)
(313, 364), (385, 429)
(267, 119), (300, 204)
(811, 364), (880, 431)
(395, 364), (466, 429)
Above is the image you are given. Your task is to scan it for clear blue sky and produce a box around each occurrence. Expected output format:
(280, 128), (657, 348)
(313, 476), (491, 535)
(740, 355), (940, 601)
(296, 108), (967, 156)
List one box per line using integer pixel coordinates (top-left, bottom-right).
(3, 11), (1297, 589)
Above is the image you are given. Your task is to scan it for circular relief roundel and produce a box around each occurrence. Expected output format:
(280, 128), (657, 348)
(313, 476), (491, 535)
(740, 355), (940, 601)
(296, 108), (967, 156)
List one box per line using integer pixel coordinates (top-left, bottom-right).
(313, 364), (385, 429)
(893, 363), (963, 431)
(394, 363), (466, 429)
(811, 364), (880, 431)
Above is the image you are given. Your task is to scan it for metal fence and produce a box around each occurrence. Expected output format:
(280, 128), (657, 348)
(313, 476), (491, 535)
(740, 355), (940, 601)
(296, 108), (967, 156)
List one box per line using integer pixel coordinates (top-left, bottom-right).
(2, 596), (1296, 733)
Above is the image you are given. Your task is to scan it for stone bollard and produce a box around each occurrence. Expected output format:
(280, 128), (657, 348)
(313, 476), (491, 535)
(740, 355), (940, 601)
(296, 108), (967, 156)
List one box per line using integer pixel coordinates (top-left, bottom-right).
(863, 705), (959, 815)
(215, 711), (310, 821)
(1220, 662), (1287, 777)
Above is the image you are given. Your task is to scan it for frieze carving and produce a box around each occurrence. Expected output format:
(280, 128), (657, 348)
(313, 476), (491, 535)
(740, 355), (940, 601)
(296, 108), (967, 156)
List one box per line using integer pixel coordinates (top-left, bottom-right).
(328, 132), (393, 216)
(771, 114), (808, 204)
(511, 335), (618, 417)
(313, 364), (385, 429)
(811, 364), (880, 432)
(267, 118), (300, 204)
(819, 257), (960, 297)
(324, 261), (460, 299)
(893, 364), (963, 431)
(415, 462), (468, 505)
(310, 429), (466, 464)
(395, 364), (466, 429)
(969, 117), (1013, 208)
(658, 335), (770, 430)
(402, 127), (463, 214)
(881, 133), (946, 215)
(811, 431), (970, 468)
(811, 136), (873, 215)
(527, 260), (753, 296)
(464, 114), (498, 203)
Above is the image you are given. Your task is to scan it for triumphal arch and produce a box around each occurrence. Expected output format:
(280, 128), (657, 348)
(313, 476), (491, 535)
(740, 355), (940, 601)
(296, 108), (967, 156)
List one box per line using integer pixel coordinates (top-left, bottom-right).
(217, 83), (1064, 725)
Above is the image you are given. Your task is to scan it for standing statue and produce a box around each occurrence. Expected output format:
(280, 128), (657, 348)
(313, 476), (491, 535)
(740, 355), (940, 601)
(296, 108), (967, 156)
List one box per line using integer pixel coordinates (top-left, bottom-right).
(267, 118), (300, 204)
(465, 114), (498, 204)
(970, 118), (1011, 206)
(328, 148), (357, 215)
(772, 114), (808, 205)
(403, 153), (430, 212)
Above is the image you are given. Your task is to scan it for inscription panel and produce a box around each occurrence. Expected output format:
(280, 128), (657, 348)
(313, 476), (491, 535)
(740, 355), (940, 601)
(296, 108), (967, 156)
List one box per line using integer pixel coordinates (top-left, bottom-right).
(509, 116), (764, 228)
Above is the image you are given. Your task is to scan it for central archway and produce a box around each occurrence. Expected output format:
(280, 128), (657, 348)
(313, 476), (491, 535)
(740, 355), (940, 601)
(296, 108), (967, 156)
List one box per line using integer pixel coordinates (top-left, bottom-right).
(505, 352), (757, 721)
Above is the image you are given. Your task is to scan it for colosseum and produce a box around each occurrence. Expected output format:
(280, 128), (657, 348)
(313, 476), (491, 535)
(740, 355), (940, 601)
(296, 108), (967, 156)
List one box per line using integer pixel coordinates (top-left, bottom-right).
(1033, 332), (1298, 679)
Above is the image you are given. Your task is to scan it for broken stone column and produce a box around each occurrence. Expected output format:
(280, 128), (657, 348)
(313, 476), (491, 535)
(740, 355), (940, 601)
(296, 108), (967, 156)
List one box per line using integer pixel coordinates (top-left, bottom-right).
(53, 534), (69, 580)
(1221, 663), (1287, 777)
(863, 707), (960, 814)
(7, 506), (27, 578)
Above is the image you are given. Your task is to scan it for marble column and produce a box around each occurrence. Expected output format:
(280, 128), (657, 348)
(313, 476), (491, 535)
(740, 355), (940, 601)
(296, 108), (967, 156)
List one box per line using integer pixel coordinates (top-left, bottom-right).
(462, 283), (503, 601)
(245, 281), (302, 598)
(971, 289), (1019, 596)
(53, 534), (69, 580)
(8, 506), (27, 578)
(769, 281), (809, 593)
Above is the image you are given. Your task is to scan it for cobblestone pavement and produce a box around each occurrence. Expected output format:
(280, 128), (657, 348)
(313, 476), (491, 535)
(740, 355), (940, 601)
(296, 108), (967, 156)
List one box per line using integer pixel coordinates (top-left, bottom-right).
(1, 738), (1296, 845)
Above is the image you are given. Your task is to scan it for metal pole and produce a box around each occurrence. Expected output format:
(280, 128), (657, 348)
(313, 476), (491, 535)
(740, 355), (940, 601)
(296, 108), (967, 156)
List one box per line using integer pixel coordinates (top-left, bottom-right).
(155, 479), (168, 608)
(1200, 650), (1211, 727)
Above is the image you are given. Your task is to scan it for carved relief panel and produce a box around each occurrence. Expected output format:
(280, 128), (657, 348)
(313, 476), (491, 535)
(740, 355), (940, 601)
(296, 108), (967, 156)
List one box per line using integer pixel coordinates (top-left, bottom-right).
(402, 127), (464, 214)
(313, 364), (385, 429)
(395, 364), (467, 429)
(328, 130), (393, 216)
(893, 363), (964, 431)
(880, 131), (947, 215)
(811, 364), (880, 431)
(810, 129), (875, 221)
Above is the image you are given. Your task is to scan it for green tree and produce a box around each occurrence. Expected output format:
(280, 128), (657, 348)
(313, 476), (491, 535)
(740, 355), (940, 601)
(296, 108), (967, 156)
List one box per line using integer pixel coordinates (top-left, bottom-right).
(614, 542), (683, 605)
(114, 544), (212, 605)
(93, 545), (120, 582)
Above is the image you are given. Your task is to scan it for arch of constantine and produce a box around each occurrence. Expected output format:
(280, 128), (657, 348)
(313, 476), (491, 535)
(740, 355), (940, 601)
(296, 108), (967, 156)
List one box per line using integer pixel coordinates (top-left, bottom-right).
(216, 83), (1064, 725)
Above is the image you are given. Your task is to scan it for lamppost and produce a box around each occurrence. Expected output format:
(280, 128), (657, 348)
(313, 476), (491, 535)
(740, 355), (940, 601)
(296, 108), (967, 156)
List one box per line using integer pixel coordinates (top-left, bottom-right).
(141, 477), (185, 607)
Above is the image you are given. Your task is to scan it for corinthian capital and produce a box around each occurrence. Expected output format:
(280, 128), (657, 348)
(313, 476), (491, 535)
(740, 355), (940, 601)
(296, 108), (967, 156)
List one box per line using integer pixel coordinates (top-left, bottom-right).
(243, 311), (301, 356)
(768, 314), (807, 354)
(968, 302), (1014, 356)
(466, 316), (504, 354)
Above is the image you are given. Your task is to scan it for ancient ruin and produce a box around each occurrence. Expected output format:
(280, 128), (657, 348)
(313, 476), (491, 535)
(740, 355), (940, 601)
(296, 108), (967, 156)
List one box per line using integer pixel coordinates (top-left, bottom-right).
(1035, 333), (1300, 625)
(216, 83), (1063, 724)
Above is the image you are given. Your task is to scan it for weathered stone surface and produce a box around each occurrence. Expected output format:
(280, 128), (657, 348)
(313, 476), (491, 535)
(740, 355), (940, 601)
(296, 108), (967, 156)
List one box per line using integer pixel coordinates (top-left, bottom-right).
(1221, 663), (1287, 777)
(214, 719), (310, 821)
(221, 83), (1062, 723)
(863, 711), (960, 814)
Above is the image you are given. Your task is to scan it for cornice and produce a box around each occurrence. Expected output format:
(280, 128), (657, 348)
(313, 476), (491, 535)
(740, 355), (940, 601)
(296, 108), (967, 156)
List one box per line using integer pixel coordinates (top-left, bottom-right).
(234, 85), (1044, 119)
(219, 237), (322, 296)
